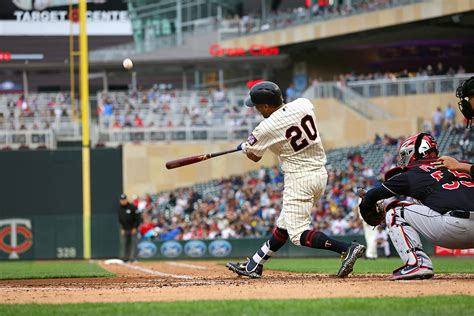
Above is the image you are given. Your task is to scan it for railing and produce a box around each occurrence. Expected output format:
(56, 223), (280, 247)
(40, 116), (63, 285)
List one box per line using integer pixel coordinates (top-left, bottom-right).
(0, 129), (56, 149)
(0, 116), (81, 141)
(218, 0), (423, 40)
(303, 82), (392, 120)
(338, 85), (392, 120)
(346, 73), (474, 97)
(97, 125), (255, 144)
(51, 122), (82, 140)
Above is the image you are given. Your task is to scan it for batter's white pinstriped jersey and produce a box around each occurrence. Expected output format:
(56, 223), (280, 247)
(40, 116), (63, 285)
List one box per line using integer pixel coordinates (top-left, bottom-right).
(244, 98), (326, 174)
(244, 97), (328, 245)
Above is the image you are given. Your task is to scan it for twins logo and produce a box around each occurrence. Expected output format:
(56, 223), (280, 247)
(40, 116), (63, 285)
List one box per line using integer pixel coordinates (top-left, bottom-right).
(0, 218), (33, 259)
(208, 240), (232, 257)
(184, 240), (206, 258)
(137, 241), (157, 259)
(160, 241), (182, 258)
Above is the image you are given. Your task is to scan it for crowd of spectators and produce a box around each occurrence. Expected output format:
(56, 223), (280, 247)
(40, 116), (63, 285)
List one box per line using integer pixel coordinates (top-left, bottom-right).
(0, 92), (75, 131)
(221, 0), (408, 37)
(98, 85), (258, 130)
(134, 157), (383, 242)
(326, 63), (468, 85)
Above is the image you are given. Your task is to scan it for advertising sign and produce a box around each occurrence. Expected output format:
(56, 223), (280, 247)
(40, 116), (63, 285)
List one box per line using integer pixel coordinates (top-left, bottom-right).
(0, 0), (132, 36)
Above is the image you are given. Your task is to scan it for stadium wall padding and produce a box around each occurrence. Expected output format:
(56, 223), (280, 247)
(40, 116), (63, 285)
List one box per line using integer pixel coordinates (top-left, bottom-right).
(123, 142), (279, 195)
(135, 236), (437, 260)
(0, 148), (122, 260)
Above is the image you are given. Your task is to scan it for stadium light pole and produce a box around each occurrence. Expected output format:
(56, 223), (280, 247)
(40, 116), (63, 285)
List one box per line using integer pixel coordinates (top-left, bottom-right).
(79, 0), (91, 260)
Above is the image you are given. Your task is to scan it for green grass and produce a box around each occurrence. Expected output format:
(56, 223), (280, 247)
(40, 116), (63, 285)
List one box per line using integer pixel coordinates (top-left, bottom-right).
(1, 296), (473, 316)
(0, 261), (115, 280)
(2, 258), (471, 280)
(263, 257), (474, 274)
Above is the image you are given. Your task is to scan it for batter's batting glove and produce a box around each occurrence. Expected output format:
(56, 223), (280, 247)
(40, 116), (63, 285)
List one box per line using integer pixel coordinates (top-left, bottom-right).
(237, 142), (248, 154)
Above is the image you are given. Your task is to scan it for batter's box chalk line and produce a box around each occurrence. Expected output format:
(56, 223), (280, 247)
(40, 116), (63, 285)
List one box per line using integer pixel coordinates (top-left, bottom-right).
(103, 259), (194, 279)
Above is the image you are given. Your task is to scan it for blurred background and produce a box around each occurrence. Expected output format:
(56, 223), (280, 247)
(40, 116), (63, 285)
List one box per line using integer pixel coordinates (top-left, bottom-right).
(0, 0), (473, 261)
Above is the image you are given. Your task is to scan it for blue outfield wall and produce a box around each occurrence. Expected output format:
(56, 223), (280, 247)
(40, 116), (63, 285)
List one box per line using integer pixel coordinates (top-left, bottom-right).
(136, 236), (364, 260)
(135, 236), (436, 260)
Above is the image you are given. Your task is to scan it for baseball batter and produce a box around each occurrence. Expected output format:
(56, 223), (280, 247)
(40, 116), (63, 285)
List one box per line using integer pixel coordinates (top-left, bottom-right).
(226, 81), (365, 278)
(359, 133), (474, 280)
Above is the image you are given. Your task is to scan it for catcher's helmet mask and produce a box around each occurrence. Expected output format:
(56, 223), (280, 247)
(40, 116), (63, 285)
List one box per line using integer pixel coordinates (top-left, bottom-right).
(398, 133), (438, 168)
(456, 76), (474, 128)
(245, 81), (284, 108)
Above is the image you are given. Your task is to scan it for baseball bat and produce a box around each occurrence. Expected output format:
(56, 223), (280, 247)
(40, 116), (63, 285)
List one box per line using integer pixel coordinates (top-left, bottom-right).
(165, 148), (240, 169)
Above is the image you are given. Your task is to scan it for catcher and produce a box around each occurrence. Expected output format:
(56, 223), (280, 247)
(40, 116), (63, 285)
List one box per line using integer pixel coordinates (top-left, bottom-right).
(359, 133), (474, 280)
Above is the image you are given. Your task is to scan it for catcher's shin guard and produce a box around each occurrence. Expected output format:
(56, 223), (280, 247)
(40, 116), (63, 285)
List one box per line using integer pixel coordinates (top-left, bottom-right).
(386, 206), (433, 269)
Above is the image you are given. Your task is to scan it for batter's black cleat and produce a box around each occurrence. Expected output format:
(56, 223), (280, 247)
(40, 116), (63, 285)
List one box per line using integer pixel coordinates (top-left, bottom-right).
(337, 242), (366, 277)
(226, 260), (263, 278)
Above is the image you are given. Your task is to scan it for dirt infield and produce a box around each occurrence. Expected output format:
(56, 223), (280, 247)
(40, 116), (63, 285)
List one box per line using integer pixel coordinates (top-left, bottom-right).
(1, 261), (473, 304)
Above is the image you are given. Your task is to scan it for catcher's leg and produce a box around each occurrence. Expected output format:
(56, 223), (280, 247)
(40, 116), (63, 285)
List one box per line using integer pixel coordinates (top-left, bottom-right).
(386, 205), (433, 280)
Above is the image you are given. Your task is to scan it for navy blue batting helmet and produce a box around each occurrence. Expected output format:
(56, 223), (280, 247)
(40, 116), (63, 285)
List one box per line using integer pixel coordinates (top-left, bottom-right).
(245, 81), (284, 107)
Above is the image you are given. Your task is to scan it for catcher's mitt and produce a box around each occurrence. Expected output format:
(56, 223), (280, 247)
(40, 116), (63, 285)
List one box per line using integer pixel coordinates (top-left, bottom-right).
(357, 189), (386, 226)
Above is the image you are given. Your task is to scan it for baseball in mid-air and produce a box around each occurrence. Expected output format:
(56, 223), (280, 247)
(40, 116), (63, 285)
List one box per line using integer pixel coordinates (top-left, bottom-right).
(122, 58), (133, 70)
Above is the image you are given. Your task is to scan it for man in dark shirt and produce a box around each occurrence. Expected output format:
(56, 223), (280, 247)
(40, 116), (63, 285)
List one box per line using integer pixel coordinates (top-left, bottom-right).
(456, 76), (474, 128)
(434, 77), (474, 174)
(118, 194), (141, 262)
(359, 133), (474, 280)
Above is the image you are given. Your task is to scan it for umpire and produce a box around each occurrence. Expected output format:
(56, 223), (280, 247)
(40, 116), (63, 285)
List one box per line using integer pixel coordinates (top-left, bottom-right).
(435, 76), (474, 176)
(118, 194), (141, 262)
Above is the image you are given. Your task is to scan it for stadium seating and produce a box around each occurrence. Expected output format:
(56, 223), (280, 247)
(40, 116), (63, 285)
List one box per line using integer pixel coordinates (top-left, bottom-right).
(96, 88), (261, 144)
(0, 92), (80, 149)
(219, 0), (421, 40)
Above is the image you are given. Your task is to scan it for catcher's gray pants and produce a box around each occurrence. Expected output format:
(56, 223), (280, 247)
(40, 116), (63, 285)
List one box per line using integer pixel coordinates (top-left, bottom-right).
(386, 204), (474, 267)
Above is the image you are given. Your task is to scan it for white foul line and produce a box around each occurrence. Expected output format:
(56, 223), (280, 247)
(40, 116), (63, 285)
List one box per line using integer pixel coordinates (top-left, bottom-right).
(121, 262), (194, 279)
(166, 262), (208, 270)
